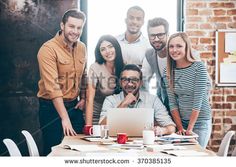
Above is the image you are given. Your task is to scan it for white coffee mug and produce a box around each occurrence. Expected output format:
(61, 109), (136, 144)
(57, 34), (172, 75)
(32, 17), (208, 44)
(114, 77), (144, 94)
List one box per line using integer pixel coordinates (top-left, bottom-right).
(89, 125), (102, 137)
(143, 130), (155, 145)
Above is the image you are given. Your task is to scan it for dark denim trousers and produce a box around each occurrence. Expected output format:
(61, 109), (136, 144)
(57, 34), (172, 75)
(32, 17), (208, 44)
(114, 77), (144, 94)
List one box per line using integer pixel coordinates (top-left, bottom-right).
(39, 98), (85, 156)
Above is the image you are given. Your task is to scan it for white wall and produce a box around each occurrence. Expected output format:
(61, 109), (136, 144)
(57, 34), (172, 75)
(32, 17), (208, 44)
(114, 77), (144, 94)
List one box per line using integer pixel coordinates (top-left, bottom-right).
(87, 0), (177, 67)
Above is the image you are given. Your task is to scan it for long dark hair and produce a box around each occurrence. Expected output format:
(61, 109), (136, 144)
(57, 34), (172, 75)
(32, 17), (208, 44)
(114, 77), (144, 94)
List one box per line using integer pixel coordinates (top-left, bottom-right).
(94, 35), (124, 93)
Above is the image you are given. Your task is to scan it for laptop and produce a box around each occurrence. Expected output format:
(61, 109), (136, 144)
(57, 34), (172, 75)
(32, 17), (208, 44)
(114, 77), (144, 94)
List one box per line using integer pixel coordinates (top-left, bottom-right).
(107, 108), (154, 137)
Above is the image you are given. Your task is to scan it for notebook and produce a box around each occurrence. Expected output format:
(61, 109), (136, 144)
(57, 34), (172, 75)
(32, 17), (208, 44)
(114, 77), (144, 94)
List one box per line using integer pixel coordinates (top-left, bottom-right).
(107, 108), (154, 137)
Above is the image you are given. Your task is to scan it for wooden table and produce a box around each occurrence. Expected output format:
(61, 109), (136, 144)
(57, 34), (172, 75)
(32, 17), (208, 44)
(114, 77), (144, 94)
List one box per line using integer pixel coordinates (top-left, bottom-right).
(48, 134), (216, 157)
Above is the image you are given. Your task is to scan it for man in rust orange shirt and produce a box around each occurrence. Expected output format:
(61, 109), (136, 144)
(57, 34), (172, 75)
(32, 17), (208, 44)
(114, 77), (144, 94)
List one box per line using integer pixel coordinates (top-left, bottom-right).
(37, 9), (87, 155)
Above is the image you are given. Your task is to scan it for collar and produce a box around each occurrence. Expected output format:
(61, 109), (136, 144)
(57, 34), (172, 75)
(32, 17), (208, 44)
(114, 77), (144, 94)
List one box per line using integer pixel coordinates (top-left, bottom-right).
(138, 91), (145, 102)
(119, 32), (144, 43)
(120, 91), (144, 107)
(156, 47), (167, 58)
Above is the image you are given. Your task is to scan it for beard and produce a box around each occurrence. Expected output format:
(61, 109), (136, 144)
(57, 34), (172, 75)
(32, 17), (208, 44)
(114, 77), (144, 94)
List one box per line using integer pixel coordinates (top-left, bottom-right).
(123, 85), (139, 97)
(151, 41), (166, 51)
(63, 30), (80, 45)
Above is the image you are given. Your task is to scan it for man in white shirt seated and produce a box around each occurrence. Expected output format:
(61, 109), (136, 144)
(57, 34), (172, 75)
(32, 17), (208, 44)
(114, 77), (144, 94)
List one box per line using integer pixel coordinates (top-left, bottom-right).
(99, 64), (175, 136)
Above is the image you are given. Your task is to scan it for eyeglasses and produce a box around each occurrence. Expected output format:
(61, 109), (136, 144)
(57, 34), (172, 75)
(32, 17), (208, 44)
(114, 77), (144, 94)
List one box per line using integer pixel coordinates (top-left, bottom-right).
(120, 77), (140, 84)
(149, 33), (166, 40)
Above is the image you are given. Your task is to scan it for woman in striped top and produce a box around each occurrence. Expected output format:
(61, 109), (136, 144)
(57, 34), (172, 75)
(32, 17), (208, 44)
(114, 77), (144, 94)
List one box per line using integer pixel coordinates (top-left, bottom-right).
(163, 32), (212, 148)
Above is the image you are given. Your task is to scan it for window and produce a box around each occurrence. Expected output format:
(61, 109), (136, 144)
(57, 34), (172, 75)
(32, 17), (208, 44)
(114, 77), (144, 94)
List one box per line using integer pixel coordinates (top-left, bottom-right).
(80, 0), (182, 94)
(81, 0), (179, 67)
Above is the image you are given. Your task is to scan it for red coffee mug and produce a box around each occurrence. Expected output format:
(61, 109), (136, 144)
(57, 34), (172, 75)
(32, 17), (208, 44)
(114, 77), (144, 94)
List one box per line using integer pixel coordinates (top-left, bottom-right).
(83, 125), (92, 135)
(117, 133), (128, 144)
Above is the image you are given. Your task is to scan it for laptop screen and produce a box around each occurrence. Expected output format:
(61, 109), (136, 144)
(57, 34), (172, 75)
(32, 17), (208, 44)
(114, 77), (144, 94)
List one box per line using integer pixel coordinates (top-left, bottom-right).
(107, 108), (154, 137)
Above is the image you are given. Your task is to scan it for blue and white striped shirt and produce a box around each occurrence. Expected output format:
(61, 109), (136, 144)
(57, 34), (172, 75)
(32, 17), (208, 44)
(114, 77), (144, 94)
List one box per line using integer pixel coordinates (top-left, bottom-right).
(163, 61), (211, 121)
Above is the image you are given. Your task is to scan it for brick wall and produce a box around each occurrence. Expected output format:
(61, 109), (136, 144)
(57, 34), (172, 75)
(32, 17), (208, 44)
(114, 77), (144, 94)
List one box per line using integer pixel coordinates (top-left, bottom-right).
(185, 0), (236, 154)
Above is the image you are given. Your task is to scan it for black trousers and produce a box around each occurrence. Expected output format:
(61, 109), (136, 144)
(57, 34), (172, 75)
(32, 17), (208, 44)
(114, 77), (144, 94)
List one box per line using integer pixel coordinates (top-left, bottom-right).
(39, 98), (85, 156)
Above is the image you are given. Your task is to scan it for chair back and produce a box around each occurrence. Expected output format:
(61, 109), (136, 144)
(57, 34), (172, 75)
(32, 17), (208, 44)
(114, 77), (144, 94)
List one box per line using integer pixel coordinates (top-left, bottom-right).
(217, 130), (235, 156)
(3, 139), (22, 156)
(231, 146), (236, 156)
(21, 130), (39, 156)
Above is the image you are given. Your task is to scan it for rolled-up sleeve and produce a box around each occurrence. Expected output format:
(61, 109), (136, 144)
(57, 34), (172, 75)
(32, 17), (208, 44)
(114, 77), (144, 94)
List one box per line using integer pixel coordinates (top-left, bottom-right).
(153, 97), (175, 127)
(37, 45), (63, 99)
(99, 96), (116, 123)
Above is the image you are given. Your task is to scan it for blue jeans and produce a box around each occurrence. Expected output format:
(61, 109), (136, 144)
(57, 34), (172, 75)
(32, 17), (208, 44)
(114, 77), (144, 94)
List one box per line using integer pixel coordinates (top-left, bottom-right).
(39, 98), (85, 156)
(182, 119), (212, 148)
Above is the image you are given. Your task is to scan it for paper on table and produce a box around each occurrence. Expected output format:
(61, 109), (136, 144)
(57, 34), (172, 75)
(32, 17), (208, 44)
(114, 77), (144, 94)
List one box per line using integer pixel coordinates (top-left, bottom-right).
(173, 141), (198, 146)
(82, 136), (116, 142)
(63, 144), (109, 152)
(120, 144), (144, 149)
(156, 133), (198, 142)
(160, 133), (198, 139)
(161, 150), (209, 156)
(146, 144), (187, 152)
(82, 137), (101, 142)
(109, 143), (144, 150)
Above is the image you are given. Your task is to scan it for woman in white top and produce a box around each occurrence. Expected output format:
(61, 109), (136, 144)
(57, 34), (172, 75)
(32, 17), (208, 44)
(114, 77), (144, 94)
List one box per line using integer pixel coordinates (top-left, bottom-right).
(86, 35), (124, 125)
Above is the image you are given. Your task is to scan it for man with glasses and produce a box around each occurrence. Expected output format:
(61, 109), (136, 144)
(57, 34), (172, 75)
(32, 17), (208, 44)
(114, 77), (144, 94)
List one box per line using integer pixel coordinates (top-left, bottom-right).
(142, 17), (169, 110)
(117, 6), (151, 67)
(99, 64), (175, 136)
(142, 18), (210, 111)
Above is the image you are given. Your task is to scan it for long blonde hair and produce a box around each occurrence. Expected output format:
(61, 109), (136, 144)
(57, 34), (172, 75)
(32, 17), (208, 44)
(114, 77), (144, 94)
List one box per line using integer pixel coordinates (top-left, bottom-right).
(166, 32), (198, 90)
